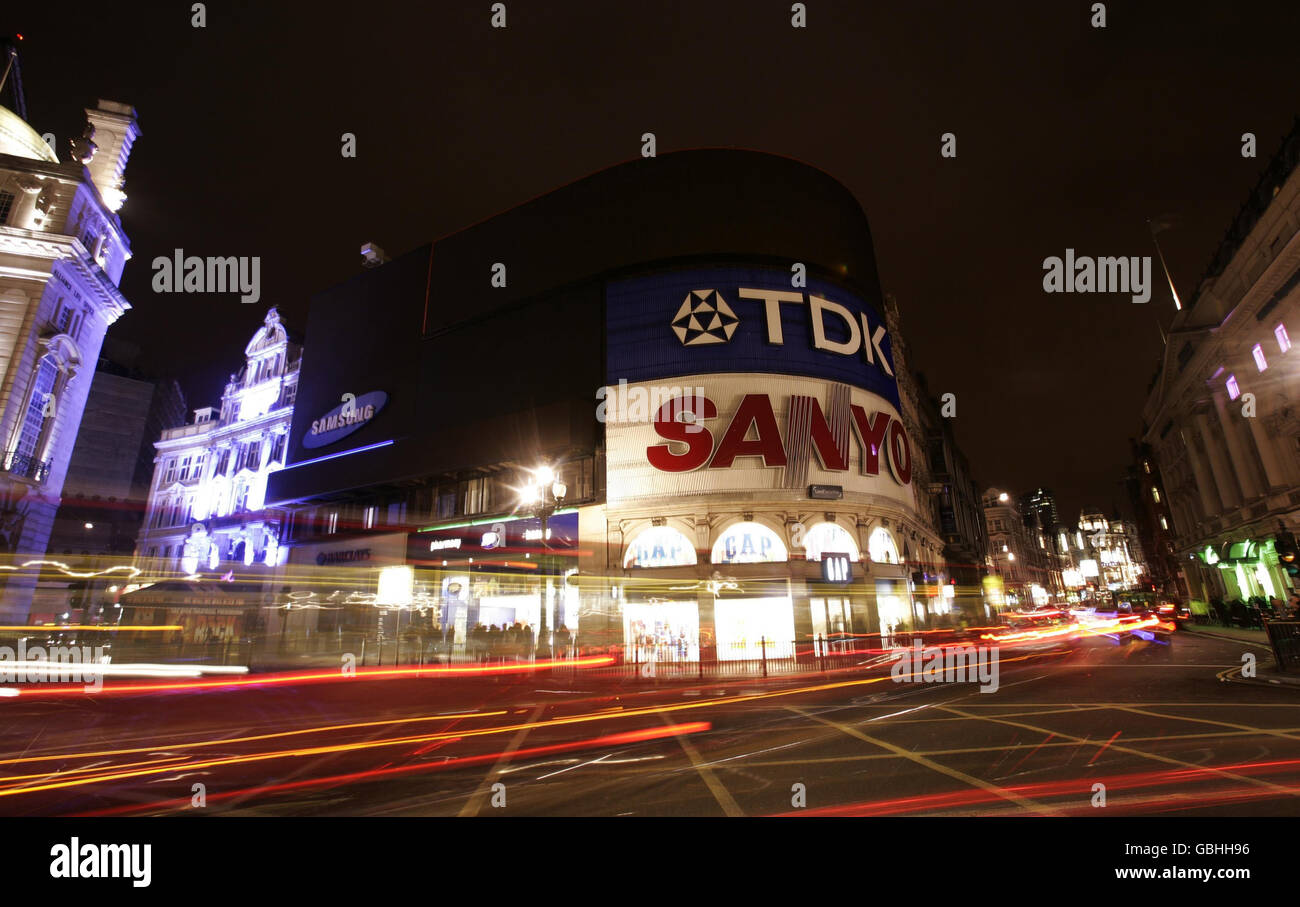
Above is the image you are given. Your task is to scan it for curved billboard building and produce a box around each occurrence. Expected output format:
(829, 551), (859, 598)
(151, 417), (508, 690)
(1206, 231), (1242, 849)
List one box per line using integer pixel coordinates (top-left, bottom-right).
(266, 149), (953, 659)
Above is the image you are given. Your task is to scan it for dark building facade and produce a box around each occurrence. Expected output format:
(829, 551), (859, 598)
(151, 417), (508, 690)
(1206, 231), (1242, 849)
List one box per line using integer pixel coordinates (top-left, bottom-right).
(266, 150), (965, 658)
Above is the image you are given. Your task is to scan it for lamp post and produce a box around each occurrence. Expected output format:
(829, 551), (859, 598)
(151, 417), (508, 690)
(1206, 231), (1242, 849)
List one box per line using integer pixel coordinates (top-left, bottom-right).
(522, 466), (566, 659)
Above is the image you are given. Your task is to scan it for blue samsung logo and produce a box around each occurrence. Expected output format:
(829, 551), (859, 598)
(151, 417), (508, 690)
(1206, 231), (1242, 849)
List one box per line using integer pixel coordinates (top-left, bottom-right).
(304, 391), (388, 449)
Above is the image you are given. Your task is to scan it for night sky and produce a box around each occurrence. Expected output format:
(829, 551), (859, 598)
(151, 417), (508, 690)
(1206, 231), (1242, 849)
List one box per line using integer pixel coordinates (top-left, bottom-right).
(5, 2), (1298, 522)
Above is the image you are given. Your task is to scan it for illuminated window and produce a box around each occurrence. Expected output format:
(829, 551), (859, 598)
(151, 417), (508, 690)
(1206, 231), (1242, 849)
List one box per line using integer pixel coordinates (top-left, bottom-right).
(801, 522), (861, 562)
(1143, 461), (1151, 474)
(1160, 516), (1168, 530)
(1252, 343), (1268, 371)
(624, 525), (697, 568)
(1226, 375), (1240, 400)
(327, 511), (339, 534)
(712, 522), (788, 564)
(867, 527), (899, 565)
(363, 505), (377, 529)
(1278, 323), (1292, 353)
(1152, 488), (1160, 503)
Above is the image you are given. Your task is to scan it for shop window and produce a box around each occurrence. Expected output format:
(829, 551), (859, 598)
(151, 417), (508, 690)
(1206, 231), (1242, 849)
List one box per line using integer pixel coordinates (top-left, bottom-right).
(711, 522), (788, 565)
(624, 525), (697, 568)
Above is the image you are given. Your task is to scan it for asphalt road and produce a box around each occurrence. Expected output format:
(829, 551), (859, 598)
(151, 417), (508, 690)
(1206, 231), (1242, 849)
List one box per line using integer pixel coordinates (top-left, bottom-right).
(1, 628), (1295, 817)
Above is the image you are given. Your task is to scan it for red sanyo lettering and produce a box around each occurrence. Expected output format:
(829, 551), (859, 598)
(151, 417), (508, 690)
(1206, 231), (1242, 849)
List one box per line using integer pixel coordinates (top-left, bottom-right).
(647, 393), (911, 485)
(647, 396), (718, 472)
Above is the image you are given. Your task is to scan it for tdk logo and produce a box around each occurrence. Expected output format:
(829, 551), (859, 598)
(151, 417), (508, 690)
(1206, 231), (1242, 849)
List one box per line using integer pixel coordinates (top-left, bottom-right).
(672, 287), (893, 377)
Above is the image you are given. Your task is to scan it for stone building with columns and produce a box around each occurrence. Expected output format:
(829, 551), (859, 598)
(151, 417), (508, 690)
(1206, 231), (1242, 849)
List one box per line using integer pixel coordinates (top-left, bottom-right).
(133, 308), (300, 576)
(0, 99), (140, 621)
(1140, 119), (1300, 609)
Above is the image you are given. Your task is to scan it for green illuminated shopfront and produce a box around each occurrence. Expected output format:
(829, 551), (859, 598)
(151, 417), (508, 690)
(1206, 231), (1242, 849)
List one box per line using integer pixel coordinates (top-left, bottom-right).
(1186, 536), (1295, 611)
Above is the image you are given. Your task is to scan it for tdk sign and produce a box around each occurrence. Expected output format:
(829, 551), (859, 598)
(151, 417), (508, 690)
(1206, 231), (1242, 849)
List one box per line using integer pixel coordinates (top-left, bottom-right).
(674, 288), (893, 375)
(608, 268), (899, 409)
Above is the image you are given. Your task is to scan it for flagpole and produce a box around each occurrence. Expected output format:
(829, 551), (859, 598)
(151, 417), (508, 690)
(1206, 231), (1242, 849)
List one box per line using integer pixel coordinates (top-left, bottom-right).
(1147, 218), (1183, 311)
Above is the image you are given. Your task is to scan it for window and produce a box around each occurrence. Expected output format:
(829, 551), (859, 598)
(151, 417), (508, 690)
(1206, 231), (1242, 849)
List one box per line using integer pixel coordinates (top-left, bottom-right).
(178, 455), (192, 481)
(246, 440), (262, 471)
(216, 449), (231, 476)
(867, 527), (899, 565)
(327, 512), (339, 534)
(1152, 488), (1160, 503)
(270, 434), (287, 464)
(10, 356), (59, 471)
(1278, 322), (1293, 353)
(363, 505), (377, 529)
(280, 382), (297, 408)
(463, 477), (488, 515)
(1160, 516), (1169, 530)
(1253, 343), (1268, 372)
(437, 491), (456, 519)
(162, 458), (177, 484)
(1226, 374), (1240, 400)
(1143, 460), (1151, 474)
(0, 190), (14, 224)
(55, 302), (74, 334)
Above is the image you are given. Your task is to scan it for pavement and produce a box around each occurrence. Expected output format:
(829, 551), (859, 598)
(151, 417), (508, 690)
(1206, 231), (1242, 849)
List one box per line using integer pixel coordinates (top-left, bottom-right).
(1184, 624), (1300, 688)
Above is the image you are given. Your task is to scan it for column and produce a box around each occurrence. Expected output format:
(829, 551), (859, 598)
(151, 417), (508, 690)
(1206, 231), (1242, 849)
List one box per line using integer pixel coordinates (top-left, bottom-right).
(1182, 418), (1225, 517)
(1212, 391), (1261, 500)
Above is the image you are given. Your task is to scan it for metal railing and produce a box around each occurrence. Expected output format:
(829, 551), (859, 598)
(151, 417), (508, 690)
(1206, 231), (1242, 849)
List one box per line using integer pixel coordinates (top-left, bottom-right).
(2, 451), (50, 483)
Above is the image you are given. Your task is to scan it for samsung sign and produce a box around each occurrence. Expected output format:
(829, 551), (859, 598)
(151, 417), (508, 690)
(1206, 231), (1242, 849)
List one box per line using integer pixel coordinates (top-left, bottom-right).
(606, 267), (899, 409)
(304, 391), (388, 449)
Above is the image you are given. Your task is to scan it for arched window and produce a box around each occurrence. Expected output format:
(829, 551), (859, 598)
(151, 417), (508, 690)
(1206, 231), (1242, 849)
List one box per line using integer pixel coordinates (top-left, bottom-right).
(624, 525), (697, 568)
(712, 521), (788, 564)
(800, 522), (861, 562)
(867, 527), (899, 565)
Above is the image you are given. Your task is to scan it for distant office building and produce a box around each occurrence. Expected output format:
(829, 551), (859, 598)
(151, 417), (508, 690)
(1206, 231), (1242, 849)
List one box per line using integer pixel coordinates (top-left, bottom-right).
(48, 339), (186, 558)
(1019, 487), (1059, 534)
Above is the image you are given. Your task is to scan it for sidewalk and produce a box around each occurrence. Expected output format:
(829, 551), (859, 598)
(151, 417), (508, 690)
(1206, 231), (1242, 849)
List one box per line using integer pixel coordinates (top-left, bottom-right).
(1184, 625), (1271, 646)
(1189, 625), (1300, 689)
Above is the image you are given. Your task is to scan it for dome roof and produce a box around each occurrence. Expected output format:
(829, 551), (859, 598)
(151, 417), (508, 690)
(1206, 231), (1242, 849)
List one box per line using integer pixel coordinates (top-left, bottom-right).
(0, 105), (59, 162)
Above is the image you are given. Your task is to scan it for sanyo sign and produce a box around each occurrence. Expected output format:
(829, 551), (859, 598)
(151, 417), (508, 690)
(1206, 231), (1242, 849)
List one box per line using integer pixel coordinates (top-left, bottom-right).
(646, 385), (912, 487)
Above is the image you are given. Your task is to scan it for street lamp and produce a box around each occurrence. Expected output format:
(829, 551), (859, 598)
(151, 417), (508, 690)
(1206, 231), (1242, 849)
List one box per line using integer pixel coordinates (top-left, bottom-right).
(522, 466), (566, 658)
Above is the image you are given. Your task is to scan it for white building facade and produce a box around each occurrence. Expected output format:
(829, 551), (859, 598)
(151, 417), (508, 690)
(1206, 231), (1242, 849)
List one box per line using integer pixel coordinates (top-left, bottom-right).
(0, 100), (140, 621)
(134, 308), (299, 574)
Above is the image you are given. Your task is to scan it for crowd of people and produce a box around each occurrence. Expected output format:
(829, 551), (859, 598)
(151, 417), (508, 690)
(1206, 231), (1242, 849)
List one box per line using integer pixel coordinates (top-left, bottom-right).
(465, 622), (577, 662)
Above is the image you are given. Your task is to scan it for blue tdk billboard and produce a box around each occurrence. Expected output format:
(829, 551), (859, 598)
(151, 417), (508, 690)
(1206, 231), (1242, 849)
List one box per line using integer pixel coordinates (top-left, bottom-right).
(606, 267), (900, 409)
